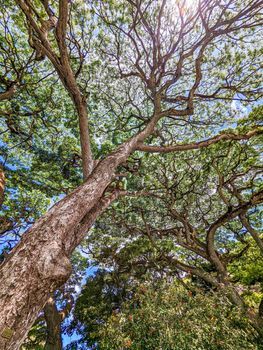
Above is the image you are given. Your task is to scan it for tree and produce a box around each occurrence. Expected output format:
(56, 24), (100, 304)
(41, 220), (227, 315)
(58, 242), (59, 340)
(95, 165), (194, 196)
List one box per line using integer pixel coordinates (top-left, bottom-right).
(0, 0), (262, 348)
(70, 127), (263, 347)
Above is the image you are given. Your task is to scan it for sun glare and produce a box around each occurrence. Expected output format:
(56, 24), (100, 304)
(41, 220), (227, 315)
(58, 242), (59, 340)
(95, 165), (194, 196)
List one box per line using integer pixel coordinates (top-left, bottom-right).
(167, 0), (199, 16)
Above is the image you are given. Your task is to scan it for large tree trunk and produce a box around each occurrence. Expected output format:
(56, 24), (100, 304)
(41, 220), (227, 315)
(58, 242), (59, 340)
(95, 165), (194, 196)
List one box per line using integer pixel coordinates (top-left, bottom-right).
(0, 117), (157, 349)
(0, 160), (115, 349)
(0, 159), (117, 348)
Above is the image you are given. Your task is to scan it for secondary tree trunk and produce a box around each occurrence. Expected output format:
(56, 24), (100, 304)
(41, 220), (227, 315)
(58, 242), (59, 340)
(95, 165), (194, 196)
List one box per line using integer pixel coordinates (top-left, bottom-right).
(0, 165), (5, 208)
(0, 117), (157, 349)
(43, 297), (63, 350)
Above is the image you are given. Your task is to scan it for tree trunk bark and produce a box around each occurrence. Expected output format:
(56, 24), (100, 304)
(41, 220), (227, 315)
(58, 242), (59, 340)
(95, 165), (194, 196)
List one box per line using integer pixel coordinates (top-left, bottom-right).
(0, 116), (158, 349)
(43, 297), (63, 350)
(0, 159), (114, 349)
(0, 165), (5, 208)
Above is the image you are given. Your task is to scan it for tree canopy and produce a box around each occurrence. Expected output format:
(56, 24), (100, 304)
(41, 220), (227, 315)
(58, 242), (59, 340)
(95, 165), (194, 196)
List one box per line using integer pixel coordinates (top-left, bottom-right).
(0, 0), (262, 349)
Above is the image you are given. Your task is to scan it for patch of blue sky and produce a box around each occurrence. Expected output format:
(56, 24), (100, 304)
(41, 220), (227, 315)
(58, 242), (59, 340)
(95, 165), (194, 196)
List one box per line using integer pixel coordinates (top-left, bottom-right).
(62, 263), (98, 348)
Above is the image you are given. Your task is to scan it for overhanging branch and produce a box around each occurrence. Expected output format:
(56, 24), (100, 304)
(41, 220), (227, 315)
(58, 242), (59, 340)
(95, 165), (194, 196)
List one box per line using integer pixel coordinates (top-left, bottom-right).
(136, 127), (262, 153)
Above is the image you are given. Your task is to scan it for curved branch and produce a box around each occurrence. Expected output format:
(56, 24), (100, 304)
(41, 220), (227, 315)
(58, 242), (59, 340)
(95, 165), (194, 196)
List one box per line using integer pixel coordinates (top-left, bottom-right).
(136, 128), (262, 153)
(239, 213), (263, 255)
(206, 190), (263, 279)
(16, 0), (94, 179)
(164, 254), (219, 287)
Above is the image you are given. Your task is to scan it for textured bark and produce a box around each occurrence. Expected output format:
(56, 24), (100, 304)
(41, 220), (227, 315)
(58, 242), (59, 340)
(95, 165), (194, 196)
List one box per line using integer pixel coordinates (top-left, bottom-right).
(43, 297), (63, 350)
(0, 165), (5, 208)
(41, 194), (121, 348)
(0, 115), (158, 350)
(0, 162), (111, 349)
(55, 63), (94, 179)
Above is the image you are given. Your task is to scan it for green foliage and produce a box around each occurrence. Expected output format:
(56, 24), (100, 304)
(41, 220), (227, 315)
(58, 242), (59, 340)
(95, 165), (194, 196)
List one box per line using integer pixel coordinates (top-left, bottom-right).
(99, 283), (260, 350)
(68, 269), (133, 348)
(229, 238), (263, 308)
(230, 240), (263, 286)
(73, 280), (260, 350)
(238, 105), (263, 129)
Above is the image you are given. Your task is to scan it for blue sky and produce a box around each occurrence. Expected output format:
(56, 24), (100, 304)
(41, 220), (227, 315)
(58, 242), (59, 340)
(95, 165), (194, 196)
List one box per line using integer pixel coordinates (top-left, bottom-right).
(62, 265), (98, 348)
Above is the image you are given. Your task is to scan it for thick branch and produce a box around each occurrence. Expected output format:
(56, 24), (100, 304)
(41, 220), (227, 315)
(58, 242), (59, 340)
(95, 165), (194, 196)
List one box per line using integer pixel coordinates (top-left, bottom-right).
(164, 254), (219, 287)
(16, 0), (93, 178)
(136, 128), (263, 153)
(70, 189), (148, 250)
(0, 121), (157, 347)
(0, 85), (17, 101)
(240, 214), (263, 255)
(206, 190), (263, 279)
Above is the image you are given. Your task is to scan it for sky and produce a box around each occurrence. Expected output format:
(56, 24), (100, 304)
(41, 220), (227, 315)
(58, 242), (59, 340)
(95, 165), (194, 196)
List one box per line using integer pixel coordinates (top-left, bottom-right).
(62, 265), (98, 348)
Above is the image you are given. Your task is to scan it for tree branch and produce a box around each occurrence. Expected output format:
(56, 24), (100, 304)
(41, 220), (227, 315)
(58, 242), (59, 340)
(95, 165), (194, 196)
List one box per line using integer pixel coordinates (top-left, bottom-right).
(0, 85), (17, 101)
(206, 190), (263, 279)
(240, 213), (263, 255)
(16, 0), (94, 179)
(136, 128), (262, 153)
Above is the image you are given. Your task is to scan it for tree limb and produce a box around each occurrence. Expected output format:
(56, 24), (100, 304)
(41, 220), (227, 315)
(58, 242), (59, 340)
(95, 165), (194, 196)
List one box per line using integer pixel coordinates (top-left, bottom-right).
(136, 128), (262, 153)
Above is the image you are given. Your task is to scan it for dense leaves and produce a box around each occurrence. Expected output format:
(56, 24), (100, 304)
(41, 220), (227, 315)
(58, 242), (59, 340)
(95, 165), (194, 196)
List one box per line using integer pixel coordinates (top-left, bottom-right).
(98, 282), (260, 350)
